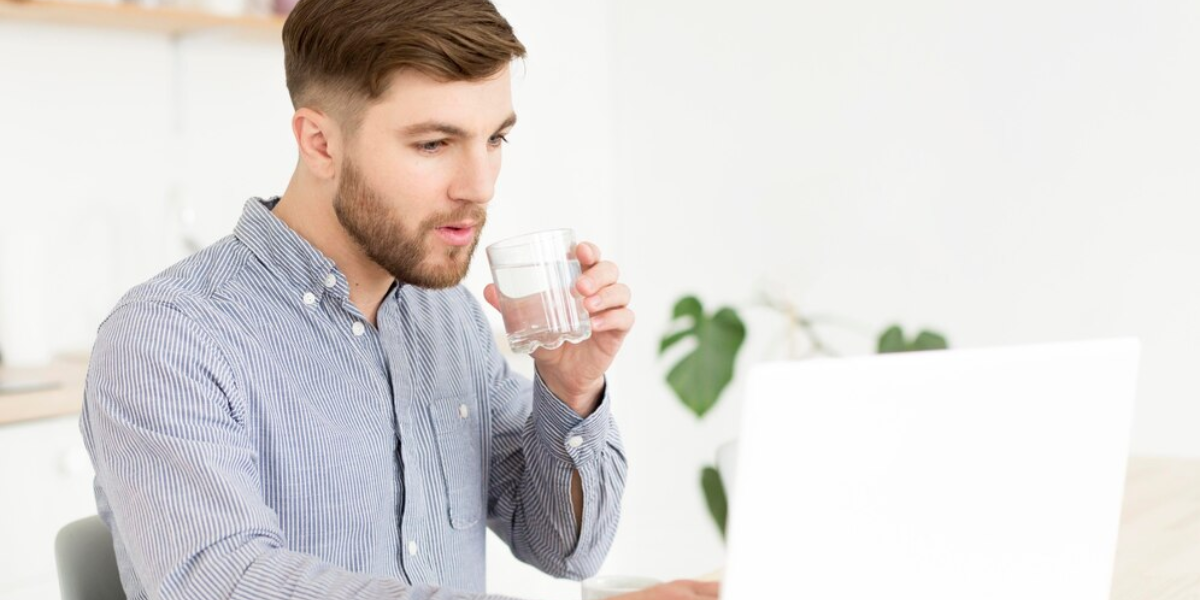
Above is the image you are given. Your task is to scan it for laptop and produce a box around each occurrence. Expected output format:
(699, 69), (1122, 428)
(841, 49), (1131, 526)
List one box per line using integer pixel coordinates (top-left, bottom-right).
(721, 338), (1140, 599)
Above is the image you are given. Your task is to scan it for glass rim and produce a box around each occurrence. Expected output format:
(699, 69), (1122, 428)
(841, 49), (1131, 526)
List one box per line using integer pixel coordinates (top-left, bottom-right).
(485, 228), (575, 253)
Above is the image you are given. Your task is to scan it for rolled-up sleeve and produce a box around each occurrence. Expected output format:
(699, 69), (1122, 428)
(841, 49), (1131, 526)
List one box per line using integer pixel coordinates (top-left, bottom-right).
(470, 293), (628, 580)
(81, 299), (520, 600)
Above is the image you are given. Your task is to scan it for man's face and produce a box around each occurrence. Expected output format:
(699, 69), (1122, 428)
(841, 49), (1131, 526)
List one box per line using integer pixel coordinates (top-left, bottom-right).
(333, 66), (515, 289)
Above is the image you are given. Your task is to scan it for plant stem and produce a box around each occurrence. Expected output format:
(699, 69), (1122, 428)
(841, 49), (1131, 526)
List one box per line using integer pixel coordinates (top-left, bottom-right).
(757, 295), (840, 359)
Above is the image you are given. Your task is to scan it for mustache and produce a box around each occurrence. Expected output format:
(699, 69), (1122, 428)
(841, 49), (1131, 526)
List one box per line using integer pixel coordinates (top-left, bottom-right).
(422, 206), (488, 230)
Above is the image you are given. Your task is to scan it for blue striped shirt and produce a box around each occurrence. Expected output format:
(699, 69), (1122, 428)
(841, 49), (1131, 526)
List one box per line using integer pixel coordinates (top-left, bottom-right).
(80, 197), (627, 599)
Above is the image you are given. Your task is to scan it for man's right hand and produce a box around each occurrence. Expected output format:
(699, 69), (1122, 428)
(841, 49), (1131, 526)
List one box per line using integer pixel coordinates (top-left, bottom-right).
(612, 580), (721, 599)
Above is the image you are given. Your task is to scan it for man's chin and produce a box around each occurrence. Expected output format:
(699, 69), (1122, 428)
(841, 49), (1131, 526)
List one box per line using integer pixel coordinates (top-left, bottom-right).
(401, 257), (473, 290)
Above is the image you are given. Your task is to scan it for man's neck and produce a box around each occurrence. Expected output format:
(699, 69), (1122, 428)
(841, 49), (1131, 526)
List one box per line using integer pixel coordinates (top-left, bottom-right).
(273, 172), (394, 326)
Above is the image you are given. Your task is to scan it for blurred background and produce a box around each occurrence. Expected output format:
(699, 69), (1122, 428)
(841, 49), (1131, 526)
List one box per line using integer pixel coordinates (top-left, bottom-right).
(1, 0), (1198, 598)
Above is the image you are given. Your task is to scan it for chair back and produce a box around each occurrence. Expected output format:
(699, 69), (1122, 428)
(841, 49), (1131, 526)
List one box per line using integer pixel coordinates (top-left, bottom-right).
(55, 515), (125, 600)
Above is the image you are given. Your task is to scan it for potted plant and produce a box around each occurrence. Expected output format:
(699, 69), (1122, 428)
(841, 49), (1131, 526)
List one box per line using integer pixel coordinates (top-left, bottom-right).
(659, 291), (949, 538)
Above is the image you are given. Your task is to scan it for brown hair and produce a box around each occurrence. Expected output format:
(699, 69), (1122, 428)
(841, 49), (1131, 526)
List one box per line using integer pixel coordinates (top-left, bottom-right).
(282, 0), (526, 136)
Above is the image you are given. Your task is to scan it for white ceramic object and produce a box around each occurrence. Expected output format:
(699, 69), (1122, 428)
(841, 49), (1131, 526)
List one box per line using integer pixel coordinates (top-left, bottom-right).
(0, 228), (51, 368)
(581, 575), (661, 599)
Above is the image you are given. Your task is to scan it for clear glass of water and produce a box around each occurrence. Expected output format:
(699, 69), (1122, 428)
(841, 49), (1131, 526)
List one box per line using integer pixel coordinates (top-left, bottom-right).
(486, 229), (592, 354)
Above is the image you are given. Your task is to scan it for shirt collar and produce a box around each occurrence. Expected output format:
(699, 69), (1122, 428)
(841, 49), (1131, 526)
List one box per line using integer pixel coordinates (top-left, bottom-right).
(233, 197), (348, 300)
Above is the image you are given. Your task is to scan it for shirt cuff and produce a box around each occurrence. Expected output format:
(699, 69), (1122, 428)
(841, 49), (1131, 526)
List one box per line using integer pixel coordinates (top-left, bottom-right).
(531, 371), (613, 467)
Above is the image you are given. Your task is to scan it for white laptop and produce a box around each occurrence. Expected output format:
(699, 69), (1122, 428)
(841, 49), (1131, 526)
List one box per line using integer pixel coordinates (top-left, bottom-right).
(722, 338), (1140, 600)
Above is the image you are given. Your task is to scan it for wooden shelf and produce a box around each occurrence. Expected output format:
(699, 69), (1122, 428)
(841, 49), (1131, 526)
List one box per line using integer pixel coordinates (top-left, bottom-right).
(0, 355), (89, 426)
(0, 0), (284, 39)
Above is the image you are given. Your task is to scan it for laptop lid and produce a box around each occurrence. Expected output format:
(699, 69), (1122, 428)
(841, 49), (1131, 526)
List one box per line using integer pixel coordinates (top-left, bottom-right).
(722, 338), (1140, 599)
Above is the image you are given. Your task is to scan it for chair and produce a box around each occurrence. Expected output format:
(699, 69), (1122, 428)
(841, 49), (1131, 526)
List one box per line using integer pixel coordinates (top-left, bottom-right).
(55, 515), (126, 600)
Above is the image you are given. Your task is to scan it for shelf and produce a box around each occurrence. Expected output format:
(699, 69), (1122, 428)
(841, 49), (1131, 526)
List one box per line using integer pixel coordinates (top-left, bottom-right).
(0, 0), (284, 39)
(0, 355), (89, 426)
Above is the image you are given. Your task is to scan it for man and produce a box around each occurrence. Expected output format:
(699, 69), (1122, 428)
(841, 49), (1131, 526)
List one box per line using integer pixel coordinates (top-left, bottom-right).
(81, 0), (719, 598)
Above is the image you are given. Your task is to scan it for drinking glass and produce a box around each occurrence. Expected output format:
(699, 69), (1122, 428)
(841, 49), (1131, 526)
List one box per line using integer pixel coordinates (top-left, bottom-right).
(486, 229), (592, 354)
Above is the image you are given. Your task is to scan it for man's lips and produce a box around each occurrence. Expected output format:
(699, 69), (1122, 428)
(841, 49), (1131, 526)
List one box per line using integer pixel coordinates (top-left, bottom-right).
(434, 224), (477, 246)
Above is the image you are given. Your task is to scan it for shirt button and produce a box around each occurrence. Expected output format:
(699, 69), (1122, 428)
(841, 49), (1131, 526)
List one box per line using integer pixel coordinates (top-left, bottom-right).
(408, 540), (418, 556)
(302, 292), (317, 306)
(324, 273), (337, 288)
(459, 404), (469, 419)
(567, 436), (584, 449)
(352, 322), (365, 336)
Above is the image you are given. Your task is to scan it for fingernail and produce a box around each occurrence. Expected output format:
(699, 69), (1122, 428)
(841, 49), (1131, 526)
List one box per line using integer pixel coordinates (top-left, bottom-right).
(579, 278), (593, 295)
(586, 297), (601, 311)
(591, 316), (604, 329)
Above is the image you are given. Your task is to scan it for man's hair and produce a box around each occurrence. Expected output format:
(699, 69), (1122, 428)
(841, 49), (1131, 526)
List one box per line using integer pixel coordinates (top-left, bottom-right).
(282, 0), (526, 137)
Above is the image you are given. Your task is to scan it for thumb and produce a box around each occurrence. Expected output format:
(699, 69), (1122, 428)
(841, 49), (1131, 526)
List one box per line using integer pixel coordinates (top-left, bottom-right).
(482, 284), (501, 311)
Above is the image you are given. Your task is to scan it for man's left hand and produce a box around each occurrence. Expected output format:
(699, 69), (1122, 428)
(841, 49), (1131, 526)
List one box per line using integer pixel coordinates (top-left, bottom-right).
(484, 241), (633, 417)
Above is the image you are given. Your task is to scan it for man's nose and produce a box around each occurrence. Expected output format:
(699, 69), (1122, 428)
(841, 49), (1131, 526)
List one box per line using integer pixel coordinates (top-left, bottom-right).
(449, 147), (496, 205)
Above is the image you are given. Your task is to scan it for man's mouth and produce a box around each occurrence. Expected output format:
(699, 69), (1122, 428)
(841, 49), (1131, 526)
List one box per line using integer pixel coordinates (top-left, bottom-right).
(434, 224), (477, 247)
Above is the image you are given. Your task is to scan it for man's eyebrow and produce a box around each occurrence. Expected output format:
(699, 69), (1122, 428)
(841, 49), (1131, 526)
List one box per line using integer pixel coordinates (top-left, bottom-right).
(401, 113), (518, 138)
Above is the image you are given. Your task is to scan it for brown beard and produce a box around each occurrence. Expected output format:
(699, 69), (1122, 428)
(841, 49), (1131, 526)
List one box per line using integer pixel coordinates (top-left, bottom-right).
(333, 157), (487, 289)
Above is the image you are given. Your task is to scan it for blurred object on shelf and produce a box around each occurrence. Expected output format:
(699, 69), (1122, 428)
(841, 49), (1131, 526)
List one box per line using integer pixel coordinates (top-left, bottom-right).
(196, 0), (245, 17)
(0, 0), (286, 37)
(0, 227), (52, 369)
(58, 0), (122, 6)
(271, 0), (296, 16)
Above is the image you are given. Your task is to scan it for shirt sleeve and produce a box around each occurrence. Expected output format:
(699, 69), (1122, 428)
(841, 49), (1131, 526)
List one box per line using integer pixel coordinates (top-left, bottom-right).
(81, 299), (524, 600)
(465, 291), (628, 580)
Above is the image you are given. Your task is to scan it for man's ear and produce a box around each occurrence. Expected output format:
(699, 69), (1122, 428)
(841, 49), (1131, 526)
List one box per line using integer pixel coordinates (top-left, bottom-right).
(293, 107), (341, 181)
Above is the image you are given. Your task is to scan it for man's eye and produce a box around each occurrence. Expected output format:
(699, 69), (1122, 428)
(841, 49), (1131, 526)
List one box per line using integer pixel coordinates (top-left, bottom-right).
(417, 140), (446, 153)
(488, 134), (509, 147)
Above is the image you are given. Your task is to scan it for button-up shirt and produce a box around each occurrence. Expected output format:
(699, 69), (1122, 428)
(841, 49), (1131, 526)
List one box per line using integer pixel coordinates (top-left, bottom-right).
(80, 197), (627, 599)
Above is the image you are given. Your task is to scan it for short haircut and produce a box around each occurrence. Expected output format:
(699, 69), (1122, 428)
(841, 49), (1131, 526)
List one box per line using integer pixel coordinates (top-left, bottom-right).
(282, 0), (526, 137)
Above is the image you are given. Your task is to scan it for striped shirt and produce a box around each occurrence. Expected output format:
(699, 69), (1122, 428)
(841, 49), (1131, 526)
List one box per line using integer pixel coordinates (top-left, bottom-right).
(80, 197), (627, 599)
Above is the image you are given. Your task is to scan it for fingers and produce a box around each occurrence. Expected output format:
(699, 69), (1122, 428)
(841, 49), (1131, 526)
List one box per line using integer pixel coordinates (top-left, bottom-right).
(687, 580), (721, 597)
(576, 241), (601, 267)
(577, 260), (620, 297)
(482, 284), (500, 311)
(584, 283), (631, 314)
(590, 307), (635, 333)
(574, 248), (631, 335)
(638, 580), (720, 599)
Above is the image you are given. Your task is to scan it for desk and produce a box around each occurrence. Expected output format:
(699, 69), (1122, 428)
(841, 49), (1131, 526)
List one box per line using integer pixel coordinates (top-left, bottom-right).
(1112, 457), (1200, 599)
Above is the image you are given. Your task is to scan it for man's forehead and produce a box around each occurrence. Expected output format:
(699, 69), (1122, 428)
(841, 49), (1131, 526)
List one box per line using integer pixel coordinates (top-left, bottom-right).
(372, 67), (514, 131)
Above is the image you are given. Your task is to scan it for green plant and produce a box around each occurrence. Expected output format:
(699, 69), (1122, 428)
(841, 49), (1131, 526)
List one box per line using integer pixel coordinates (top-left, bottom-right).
(659, 293), (948, 539)
(658, 296), (746, 419)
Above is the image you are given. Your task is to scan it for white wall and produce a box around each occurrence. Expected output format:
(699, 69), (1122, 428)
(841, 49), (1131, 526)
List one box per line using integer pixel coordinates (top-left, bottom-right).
(4, 0), (1200, 598)
(601, 0), (1200, 585)
(0, 24), (175, 355)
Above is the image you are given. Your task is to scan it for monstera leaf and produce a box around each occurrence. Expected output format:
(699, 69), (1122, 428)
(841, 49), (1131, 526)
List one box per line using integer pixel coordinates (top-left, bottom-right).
(659, 296), (746, 418)
(700, 465), (728, 540)
(878, 325), (949, 353)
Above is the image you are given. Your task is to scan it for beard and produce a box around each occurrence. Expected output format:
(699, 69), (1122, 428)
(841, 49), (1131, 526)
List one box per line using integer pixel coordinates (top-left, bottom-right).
(333, 157), (486, 289)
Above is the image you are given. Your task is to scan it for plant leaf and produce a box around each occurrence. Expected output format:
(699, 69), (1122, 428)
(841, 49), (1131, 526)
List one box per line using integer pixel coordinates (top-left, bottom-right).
(660, 296), (704, 354)
(659, 329), (693, 355)
(701, 465), (728, 540)
(912, 330), (948, 351)
(878, 325), (906, 353)
(672, 295), (704, 321)
(664, 303), (746, 418)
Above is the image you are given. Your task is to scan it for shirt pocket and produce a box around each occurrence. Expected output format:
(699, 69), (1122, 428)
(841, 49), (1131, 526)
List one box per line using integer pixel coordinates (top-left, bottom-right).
(427, 397), (484, 529)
